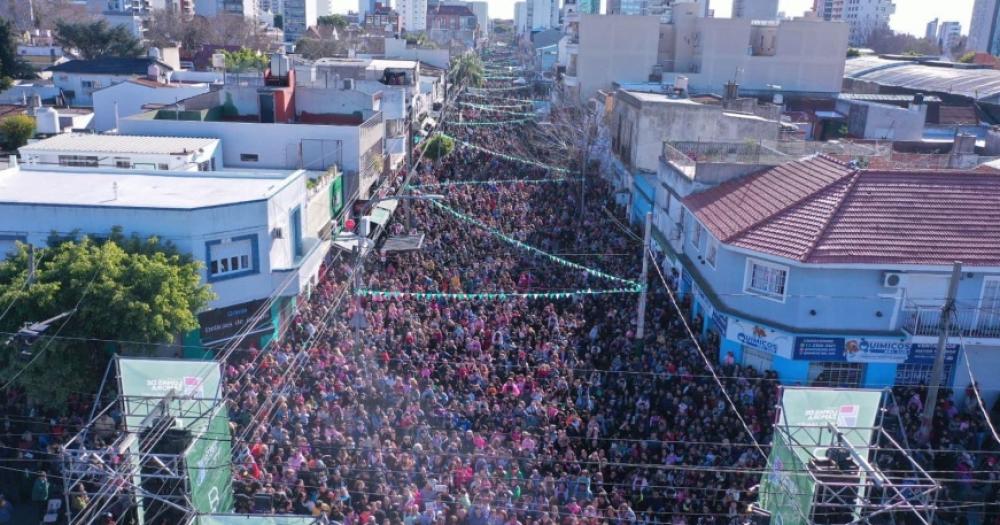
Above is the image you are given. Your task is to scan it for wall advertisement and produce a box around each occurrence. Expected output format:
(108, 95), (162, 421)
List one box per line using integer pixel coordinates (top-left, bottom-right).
(725, 316), (794, 359)
(793, 337), (960, 364)
(186, 406), (235, 514)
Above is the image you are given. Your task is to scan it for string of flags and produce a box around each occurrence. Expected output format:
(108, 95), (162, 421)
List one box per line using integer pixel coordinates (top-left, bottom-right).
(354, 287), (641, 300)
(451, 118), (536, 127)
(459, 102), (537, 116)
(439, 133), (572, 173)
(409, 177), (581, 189)
(469, 84), (532, 92)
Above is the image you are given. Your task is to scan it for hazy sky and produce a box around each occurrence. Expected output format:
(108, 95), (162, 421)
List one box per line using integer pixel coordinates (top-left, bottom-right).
(332, 0), (976, 37)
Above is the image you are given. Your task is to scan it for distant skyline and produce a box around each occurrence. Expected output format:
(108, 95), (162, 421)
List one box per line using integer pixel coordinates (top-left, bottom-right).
(329, 0), (976, 37)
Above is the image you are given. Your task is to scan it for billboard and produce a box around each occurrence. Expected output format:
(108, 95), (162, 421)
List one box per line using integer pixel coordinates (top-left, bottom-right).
(186, 405), (234, 514)
(759, 387), (884, 523)
(792, 337), (960, 364)
(117, 357), (222, 431)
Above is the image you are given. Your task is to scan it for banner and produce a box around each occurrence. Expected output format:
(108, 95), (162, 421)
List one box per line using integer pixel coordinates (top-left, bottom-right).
(793, 337), (960, 364)
(199, 298), (274, 348)
(759, 387), (884, 524)
(117, 357), (222, 431)
(725, 317), (794, 359)
(186, 405), (234, 514)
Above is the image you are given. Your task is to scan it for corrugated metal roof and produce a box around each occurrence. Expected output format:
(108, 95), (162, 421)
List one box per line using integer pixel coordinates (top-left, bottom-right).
(20, 133), (218, 155)
(845, 58), (1000, 101)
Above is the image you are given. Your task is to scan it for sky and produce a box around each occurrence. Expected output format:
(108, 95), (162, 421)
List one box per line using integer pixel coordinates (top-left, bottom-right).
(331, 0), (976, 37)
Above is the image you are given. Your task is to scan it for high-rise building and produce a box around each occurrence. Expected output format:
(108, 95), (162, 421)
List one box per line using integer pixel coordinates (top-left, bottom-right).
(283, 0), (317, 41)
(397, 0), (428, 31)
(732, 0), (778, 20)
(524, 0), (557, 31)
(606, 0), (703, 21)
(466, 1), (488, 36)
(812, 0), (895, 46)
(938, 21), (962, 51)
(194, 0), (258, 17)
(969, 0), (1000, 55)
(514, 1), (528, 33)
(925, 17), (939, 40)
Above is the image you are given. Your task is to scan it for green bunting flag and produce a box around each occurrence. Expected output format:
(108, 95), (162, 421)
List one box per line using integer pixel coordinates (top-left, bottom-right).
(439, 133), (571, 173)
(459, 102), (537, 116)
(354, 287), (640, 300)
(410, 177), (581, 189)
(451, 118), (535, 126)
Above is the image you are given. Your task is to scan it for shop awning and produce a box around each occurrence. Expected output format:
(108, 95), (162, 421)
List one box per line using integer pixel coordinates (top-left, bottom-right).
(332, 233), (375, 256)
(367, 207), (391, 226)
(375, 199), (399, 214)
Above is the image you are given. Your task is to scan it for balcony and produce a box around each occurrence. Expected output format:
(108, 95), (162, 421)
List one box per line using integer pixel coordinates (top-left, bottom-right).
(901, 301), (1000, 340)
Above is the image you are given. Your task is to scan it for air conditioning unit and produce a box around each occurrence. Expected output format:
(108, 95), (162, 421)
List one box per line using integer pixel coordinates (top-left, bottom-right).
(882, 272), (906, 288)
(272, 227), (284, 239)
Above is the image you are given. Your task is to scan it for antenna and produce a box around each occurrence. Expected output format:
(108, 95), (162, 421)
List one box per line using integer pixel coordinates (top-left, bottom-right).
(113, 181), (119, 200)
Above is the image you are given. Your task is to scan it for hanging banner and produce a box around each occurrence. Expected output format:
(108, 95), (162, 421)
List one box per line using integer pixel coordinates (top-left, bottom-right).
(725, 317), (794, 359)
(792, 337), (960, 364)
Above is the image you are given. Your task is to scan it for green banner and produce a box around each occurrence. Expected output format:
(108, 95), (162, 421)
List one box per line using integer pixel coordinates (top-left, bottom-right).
(116, 357), (222, 431)
(759, 387), (883, 524)
(186, 405), (234, 514)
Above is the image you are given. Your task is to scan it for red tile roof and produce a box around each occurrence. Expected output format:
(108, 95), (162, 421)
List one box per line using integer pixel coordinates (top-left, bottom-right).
(683, 156), (1000, 266)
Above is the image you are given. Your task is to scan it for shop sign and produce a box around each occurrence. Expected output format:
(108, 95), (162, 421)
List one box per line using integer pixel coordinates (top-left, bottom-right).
(792, 337), (959, 364)
(844, 337), (910, 363)
(199, 298), (273, 347)
(726, 317), (793, 358)
(908, 343), (960, 364)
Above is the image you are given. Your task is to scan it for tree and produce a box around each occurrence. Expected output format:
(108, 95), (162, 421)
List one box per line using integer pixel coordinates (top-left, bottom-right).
(423, 133), (454, 160)
(318, 14), (349, 29)
(0, 18), (33, 80)
(207, 14), (273, 50)
(846, 48), (861, 58)
(865, 27), (939, 56)
(959, 51), (976, 63)
(295, 38), (347, 59)
(449, 52), (484, 88)
(54, 19), (143, 59)
(0, 232), (214, 409)
(145, 10), (213, 50)
(0, 115), (35, 150)
(273, 14), (283, 29)
(404, 31), (437, 48)
(223, 48), (268, 71)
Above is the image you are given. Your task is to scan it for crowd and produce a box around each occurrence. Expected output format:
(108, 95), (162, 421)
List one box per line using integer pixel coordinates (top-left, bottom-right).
(1, 51), (999, 525)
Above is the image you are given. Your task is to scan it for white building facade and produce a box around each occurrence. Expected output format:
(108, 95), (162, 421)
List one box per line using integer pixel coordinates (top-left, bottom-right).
(732, 0), (778, 20)
(398, 0), (428, 31)
(284, 0), (319, 41)
(91, 79), (211, 132)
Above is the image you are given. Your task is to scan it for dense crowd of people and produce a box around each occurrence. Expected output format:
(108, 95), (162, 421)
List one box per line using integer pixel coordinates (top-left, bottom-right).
(2, 51), (1000, 525)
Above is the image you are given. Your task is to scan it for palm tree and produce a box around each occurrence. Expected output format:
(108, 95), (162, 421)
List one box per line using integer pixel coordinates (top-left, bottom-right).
(449, 52), (484, 88)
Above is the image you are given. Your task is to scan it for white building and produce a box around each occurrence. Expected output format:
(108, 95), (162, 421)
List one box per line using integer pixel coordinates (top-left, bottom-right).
(732, 0), (778, 20)
(18, 134), (222, 172)
(938, 21), (962, 52)
(657, 3), (849, 96)
(47, 57), (175, 107)
(193, 0), (259, 17)
(515, 1), (528, 33)
(0, 161), (332, 348)
(558, 14), (661, 102)
(969, 0), (1000, 54)
(284, 0), (319, 41)
(525, 0), (558, 31)
(398, 0), (428, 31)
(91, 79), (211, 132)
(813, 0), (895, 46)
(468, 1), (489, 37)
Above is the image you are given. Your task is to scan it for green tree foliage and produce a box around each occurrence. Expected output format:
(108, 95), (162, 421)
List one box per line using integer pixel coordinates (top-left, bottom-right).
(144, 10), (213, 50)
(0, 115), (35, 150)
(423, 133), (454, 160)
(0, 18), (34, 80)
(295, 38), (347, 59)
(449, 52), (484, 88)
(0, 231), (214, 409)
(865, 28), (939, 56)
(54, 19), (144, 59)
(959, 51), (976, 63)
(404, 31), (437, 48)
(318, 14), (349, 29)
(223, 48), (268, 71)
(846, 48), (861, 58)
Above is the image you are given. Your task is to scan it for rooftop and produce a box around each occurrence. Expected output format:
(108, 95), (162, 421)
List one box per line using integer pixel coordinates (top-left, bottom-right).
(683, 156), (1000, 266)
(428, 4), (476, 16)
(844, 56), (1000, 101)
(0, 168), (298, 210)
(47, 57), (174, 75)
(19, 134), (219, 156)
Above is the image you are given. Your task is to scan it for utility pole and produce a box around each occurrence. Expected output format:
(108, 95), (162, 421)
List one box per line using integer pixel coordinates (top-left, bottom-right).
(636, 211), (652, 340)
(921, 261), (962, 437)
(26, 243), (35, 286)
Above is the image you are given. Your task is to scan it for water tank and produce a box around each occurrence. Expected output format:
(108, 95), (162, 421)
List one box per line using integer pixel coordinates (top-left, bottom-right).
(270, 53), (289, 77)
(147, 64), (162, 82)
(985, 126), (1000, 156)
(674, 75), (689, 92)
(35, 107), (59, 135)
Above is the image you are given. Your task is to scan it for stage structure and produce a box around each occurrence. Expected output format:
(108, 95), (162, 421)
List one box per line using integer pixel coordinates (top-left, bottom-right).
(758, 387), (940, 525)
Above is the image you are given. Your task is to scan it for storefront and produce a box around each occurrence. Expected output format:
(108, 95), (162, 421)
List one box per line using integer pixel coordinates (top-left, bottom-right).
(197, 298), (276, 350)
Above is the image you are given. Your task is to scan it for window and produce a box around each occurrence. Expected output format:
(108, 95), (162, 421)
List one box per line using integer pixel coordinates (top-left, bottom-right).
(690, 217), (703, 249)
(240, 153), (260, 162)
(157, 163), (169, 170)
(290, 207), (303, 258)
(206, 236), (257, 280)
(745, 258), (788, 301)
(58, 155), (99, 167)
(808, 362), (864, 388)
(198, 161), (211, 172)
(705, 238), (718, 268)
(114, 157), (132, 169)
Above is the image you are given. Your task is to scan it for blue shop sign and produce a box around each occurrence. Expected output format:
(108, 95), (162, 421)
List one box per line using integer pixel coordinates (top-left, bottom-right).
(793, 337), (844, 360)
(793, 337), (960, 364)
(908, 343), (960, 364)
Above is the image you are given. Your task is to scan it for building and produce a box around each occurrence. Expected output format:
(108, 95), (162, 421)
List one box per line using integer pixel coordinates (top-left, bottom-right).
(558, 14), (661, 102)
(926, 17), (939, 40)
(0, 160), (336, 350)
(91, 78), (211, 132)
(467, 1), (489, 37)
(47, 57), (176, 107)
(358, 0), (377, 17)
(834, 93), (927, 140)
(525, 0), (559, 31)
(363, 3), (402, 32)
(606, 0), (705, 20)
(398, 0), (429, 31)
(118, 56), (386, 202)
(427, 2), (479, 49)
(383, 37), (452, 69)
(193, 0), (258, 17)
(732, 0), (778, 20)
(938, 21), (962, 52)
(812, 0), (894, 46)
(655, 4), (849, 96)
(284, 0), (319, 42)
(969, 0), (1000, 55)
(515, 1), (528, 33)
(639, 149), (1000, 396)
(844, 55), (1000, 108)
(18, 134), (221, 171)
